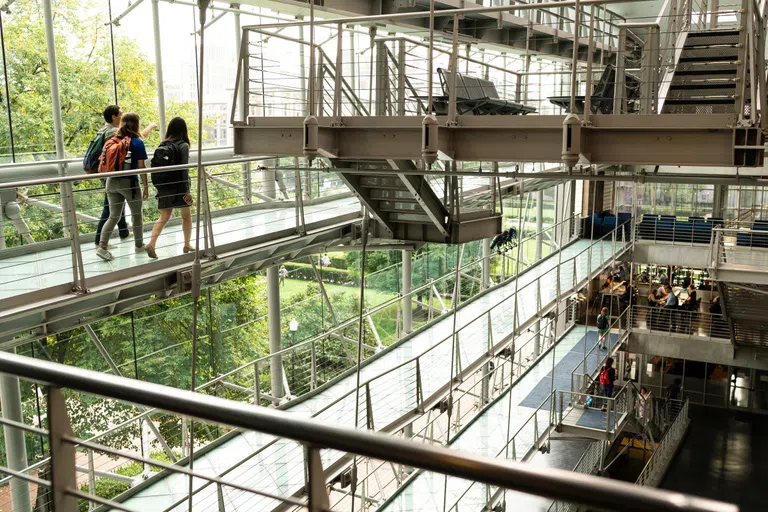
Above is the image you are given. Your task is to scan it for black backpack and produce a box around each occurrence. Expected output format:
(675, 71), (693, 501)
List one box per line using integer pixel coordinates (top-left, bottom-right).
(596, 314), (608, 330)
(150, 140), (184, 187)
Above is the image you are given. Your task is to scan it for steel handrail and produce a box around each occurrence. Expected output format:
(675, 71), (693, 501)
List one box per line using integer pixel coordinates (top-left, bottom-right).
(0, 351), (732, 512)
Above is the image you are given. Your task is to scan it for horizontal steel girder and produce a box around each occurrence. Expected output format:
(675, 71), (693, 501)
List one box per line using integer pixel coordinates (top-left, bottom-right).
(0, 217), (361, 347)
(235, 114), (763, 167)
(237, 0), (614, 61)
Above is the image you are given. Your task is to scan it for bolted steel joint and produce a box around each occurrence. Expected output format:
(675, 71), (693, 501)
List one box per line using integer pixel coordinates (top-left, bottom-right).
(562, 113), (582, 170)
(303, 115), (319, 163)
(421, 114), (439, 167)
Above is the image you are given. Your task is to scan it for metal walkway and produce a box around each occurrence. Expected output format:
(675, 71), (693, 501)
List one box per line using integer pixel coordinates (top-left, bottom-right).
(379, 327), (621, 512)
(0, 196), (363, 345)
(120, 237), (626, 511)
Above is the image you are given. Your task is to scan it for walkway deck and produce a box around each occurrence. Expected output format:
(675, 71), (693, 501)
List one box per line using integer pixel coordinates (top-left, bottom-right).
(379, 328), (620, 512)
(0, 196), (362, 343)
(120, 238), (625, 511)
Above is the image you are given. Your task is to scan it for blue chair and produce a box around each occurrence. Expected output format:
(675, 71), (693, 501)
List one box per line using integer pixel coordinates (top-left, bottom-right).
(673, 221), (693, 243)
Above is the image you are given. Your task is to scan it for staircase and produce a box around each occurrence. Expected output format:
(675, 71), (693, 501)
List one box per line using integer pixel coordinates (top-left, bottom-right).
(719, 282), (768, 348)
(334, 159), (503, 244)
(662, 29), (743, 114)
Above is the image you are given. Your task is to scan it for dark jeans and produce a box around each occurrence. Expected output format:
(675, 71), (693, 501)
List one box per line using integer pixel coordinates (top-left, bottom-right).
(95, 191), (129, 245)
(602, 383), (614, 408)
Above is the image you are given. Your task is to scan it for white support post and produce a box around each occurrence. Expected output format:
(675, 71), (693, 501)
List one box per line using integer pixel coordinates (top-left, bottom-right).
(152, 0), (167, 138)
(482, 238), (491, 290)
(233, 5), (251, 203)
(267, 266), (284, 404)
(1, 350), (31, 512)
(402, 249), (413, 334)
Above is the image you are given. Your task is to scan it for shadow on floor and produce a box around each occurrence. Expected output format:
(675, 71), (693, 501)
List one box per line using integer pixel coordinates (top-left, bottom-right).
(661, 404), (768, 512)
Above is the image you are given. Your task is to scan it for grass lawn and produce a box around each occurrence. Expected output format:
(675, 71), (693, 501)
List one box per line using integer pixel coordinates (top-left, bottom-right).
(281, 278), (397, 306)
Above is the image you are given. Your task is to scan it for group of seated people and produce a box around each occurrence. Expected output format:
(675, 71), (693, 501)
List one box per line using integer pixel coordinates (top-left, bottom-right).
(647, 282), (699, 311)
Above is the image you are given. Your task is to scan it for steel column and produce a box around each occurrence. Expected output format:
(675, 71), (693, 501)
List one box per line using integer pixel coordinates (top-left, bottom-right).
(534, 189), (544, 357)
(152, 0), (167, 138)
(48, 388), (76, 512)
(0, 349), (31, 512)
(234, 5), (251, 203)
(267, 266), (284, 404)
(402, 249), (413, 334)
(43, 0), (85, 291)
(482, 237), (491, 290)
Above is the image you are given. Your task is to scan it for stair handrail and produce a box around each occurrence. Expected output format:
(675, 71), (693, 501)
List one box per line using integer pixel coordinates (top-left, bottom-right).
(636, 398), (691, 488)
(657, 0), (693, 112)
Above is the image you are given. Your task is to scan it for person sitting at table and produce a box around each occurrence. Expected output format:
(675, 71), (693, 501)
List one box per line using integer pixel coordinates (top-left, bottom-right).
(612, 265), (627, 282)
(683, 284), (698, 311)
(647, 290), (661, 307)
(663, 285), (677, 307)
(656, 283), (668, 300)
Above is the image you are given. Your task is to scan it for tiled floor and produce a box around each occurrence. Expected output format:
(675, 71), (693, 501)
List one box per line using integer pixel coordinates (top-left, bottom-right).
(0, 198), (360, 301)
(122, 239), (624, 511)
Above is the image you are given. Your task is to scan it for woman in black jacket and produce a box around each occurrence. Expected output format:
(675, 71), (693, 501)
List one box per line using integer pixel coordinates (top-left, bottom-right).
(145, 117), (193, 259)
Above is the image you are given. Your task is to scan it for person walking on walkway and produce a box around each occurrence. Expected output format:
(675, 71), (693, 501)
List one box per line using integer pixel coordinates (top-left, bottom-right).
(144, 117), (193, 259)
(596, 306), (610, 350)
(96, 113), (150, 261)
(599, 357), (616, 412)
(89, 105), (156, 248)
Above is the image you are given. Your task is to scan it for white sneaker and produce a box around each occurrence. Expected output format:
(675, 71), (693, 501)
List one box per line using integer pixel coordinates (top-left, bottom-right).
(96, 247), (114, 261)
(135, 245), (147, 254)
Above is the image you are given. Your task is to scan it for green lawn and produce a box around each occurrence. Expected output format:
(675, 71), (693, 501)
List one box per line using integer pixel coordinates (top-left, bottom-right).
(281, 278), (397, 306)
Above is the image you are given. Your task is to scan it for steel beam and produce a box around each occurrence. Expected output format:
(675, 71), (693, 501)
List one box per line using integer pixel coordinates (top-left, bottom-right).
(151, 0), (167, 138)
(267, 265), (284, 404)
(235, 114), (760, 167)
(0, 217), (359, 347)
(402, 250), (413, 334)
(0, 349), (31, 512)
(84, 325), (178, 463)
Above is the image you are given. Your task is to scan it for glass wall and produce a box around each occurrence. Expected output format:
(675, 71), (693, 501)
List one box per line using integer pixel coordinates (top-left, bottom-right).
(631, 352), (750, 410)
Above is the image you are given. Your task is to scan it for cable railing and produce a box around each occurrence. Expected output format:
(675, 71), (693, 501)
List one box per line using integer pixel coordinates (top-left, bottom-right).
(570, 308), (629, 395)
(558, 379), (634, 434)
(0, 214), (604, 508)
(711, 226), (768, 269)
(546, 439), (603, 512)
(328, 304), (568, 509)
(0, 351), (732, 512)
(636, 399), (691, 488)
(629, 304), (731, 340)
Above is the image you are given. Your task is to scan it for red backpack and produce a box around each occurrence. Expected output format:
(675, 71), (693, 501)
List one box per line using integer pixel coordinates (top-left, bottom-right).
(599, 367), (611, 385)
(98, 136), (131, 173)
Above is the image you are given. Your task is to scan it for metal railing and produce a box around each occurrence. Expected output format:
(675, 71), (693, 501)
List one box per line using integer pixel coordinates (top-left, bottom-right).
(0, 215), (623, 510)
(233, 7), (625, 123)
(558, 380), (634, 434)
(547, 440), (603, 512)
(570, 307), (629, 395)
(0, 351), (732, 512)
(637, 399), (691, 488)
(635, 217), (721, 246)
(0, 157), (355, 298)
(711, 226), (768, 269)
(630, 304), (731, 340)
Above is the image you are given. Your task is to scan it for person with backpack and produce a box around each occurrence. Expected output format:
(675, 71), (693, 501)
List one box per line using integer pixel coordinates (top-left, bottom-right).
(86, 105), (156, 248)
(596, 306), (610, 350)
(96, 112), (151, 261)
(599, 357), (616, 412)
(143, 117), (192, 259)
